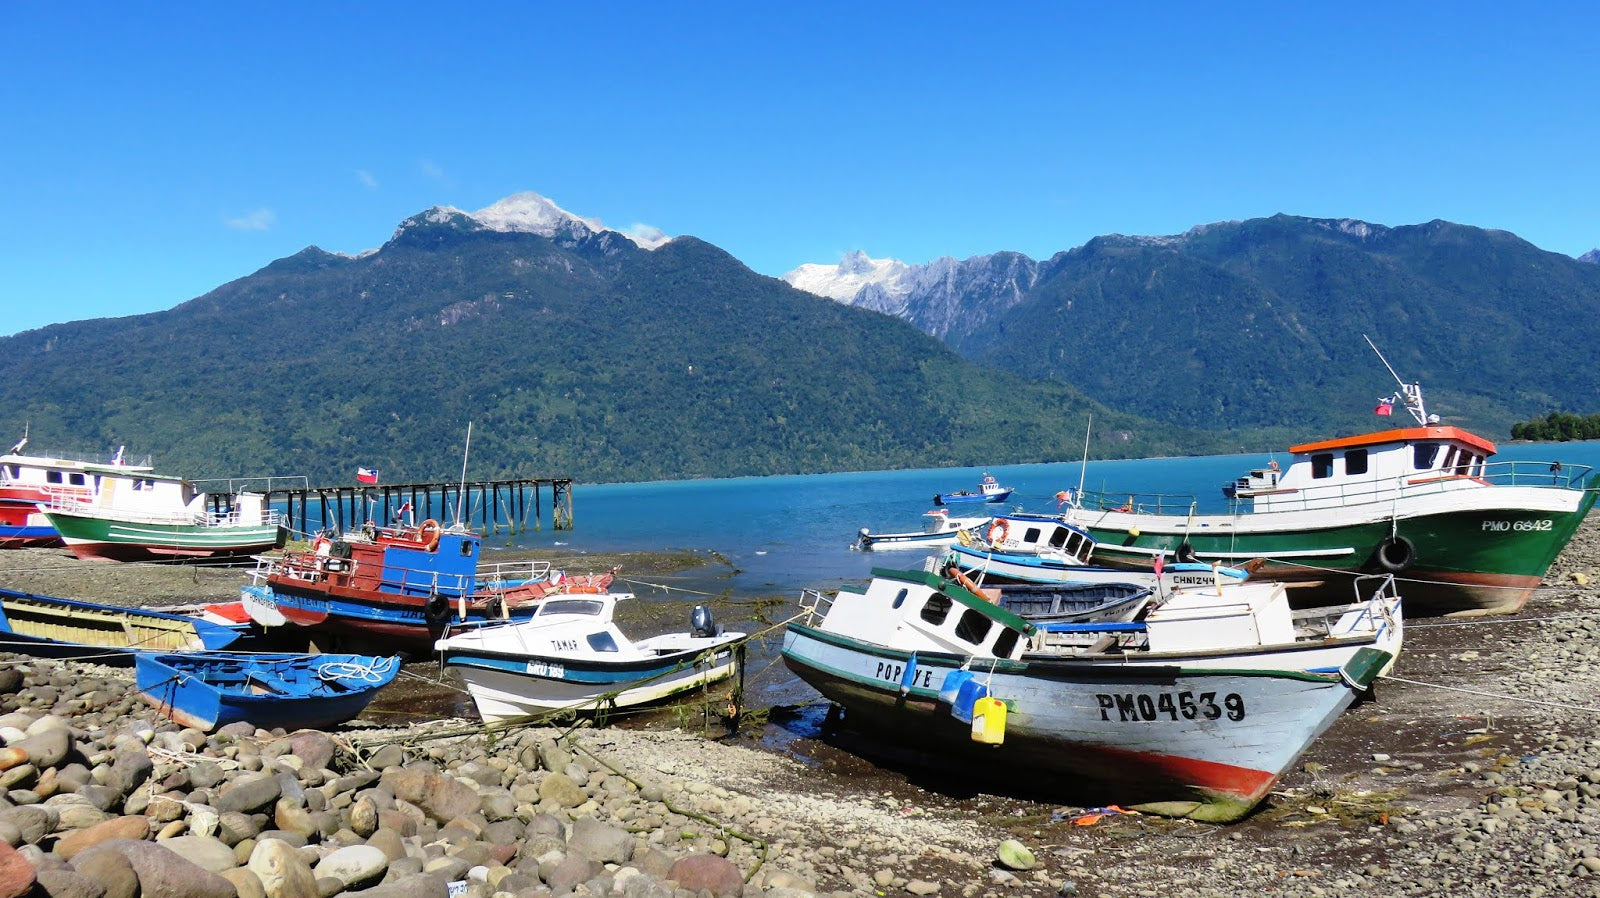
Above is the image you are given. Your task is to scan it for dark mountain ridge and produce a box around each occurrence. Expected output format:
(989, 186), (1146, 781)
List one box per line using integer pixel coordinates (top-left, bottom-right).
(858, 215), (1600, 438)
(0, 210), (1184, 484)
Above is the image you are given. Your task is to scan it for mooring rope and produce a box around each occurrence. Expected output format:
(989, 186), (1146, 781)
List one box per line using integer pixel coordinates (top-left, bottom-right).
(1378, 672), (1600, 714)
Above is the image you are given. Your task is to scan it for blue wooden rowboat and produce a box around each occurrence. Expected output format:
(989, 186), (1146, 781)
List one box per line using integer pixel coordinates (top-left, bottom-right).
(0, 586), (240, 661)
(135, 652), (401, 731)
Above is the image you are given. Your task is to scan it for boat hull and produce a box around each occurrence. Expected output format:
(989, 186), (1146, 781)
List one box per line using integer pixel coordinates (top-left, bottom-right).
(947, 544), (1248, 591)
(441, 638), (743, 723)
(45, 512), (287, 562)
(260, 580), (543, 655)
(782, 624), (1381, 822)
(1077, 491), (1599, 614)
(0, 587), (240, 662)
(135, 652), (399, 731)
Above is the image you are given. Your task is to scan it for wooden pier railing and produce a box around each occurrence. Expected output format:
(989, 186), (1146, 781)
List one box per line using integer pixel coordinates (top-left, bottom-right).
(262, 478), (573, 541)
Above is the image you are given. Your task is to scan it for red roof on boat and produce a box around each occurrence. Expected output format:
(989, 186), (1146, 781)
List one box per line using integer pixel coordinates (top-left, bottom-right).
(1289, 425), (1497, 456)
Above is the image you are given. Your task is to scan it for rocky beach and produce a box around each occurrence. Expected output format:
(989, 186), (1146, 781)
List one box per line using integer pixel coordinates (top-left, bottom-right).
(0, 520), (1598, 898)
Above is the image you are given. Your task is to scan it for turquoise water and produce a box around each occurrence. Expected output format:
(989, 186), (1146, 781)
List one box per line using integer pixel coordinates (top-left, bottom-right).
(488, 440), (1600, 599)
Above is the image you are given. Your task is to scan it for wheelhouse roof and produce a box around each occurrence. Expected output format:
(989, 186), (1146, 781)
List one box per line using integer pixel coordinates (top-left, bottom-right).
(1289, 425), (1496, 457)
(870, 567), (1037, 635)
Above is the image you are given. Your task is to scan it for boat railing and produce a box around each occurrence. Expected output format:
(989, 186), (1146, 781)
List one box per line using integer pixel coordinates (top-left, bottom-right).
(0, 447), (154, 468)
(1477, 460), (1596, 489)
(475, 560), (555, 590)
(248, 551), (554, 599)
(1289, 573), (1401, 638)
(39, 495), (286, 527)
(193, 474), (311, 495)
(1075, 489), (1200, 516)
(1078, 459), (1595, 517)
(797, 588), (832, 626)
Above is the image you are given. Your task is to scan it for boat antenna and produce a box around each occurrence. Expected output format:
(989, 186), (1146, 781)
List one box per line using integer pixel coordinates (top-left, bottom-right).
(1363, 334), (1430, 426)
(7, 422), (26, 456)
(452, 421), (472, 531)
(1074, 414), (1092, 507)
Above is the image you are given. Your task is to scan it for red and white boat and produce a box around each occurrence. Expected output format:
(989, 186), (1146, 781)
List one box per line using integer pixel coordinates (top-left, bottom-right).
(0, 435), (152, 548)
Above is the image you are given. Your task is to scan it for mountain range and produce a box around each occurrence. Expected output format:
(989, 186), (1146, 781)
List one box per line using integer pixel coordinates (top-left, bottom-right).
(2, 194), (1597, 485)
(0, 195), (1178, 484)
(785, 217), (1600, 438)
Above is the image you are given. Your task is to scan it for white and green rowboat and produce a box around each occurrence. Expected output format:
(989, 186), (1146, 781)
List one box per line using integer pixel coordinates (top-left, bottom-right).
(782, 567), (1396, 822)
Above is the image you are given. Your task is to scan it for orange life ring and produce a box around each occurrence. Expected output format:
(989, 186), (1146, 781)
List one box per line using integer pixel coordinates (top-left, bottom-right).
(987, 520), (1009, 545)
(417, 519), (441, 551)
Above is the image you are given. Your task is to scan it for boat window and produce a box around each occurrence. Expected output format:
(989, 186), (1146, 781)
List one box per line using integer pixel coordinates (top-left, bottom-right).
(1047, 527), (1066, 549)
(1345, 449), (1369, 476)
(954, 608), (992, 645)
(459, 540), (474, 557)
(993, 628), (1020, 658)
(585, 631), (620, 653)
(68, 473), (85, 486)
(541, 599), (605, 617)
(1024, 526), (1043, 544)
(920, 593), (952, 626)
(1454, 451), (1473, 476)
(1311, 453), (1334, 479)
(46, 471), (62, 484)
(891, 588), (909, 610)
(1413, 442), (1440, 470)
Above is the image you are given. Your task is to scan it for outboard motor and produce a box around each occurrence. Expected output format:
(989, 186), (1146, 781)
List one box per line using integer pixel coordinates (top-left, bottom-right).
(690, 604), (719, 638)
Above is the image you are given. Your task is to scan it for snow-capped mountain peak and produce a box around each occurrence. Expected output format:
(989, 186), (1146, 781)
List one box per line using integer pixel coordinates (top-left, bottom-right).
(782, 251), (913, 304)
(396, 192), (670, 250)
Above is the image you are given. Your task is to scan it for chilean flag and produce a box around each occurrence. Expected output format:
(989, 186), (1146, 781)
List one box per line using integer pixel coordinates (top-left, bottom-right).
(357, 467), (379, 485)
(1374, 398), (1394, 416)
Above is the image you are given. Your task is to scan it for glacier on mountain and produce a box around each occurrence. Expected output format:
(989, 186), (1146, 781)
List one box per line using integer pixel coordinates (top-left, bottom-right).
(783, 250), (1041, 340)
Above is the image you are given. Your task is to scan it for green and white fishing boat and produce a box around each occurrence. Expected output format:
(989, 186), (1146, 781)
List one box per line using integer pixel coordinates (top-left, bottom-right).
(1067, 360), (1597, 615)
(782, 566), (1397, 822)
(40, 468), (286, 562)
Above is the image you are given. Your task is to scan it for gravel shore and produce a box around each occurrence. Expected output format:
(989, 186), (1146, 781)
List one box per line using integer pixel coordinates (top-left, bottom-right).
(0, 521), (1598, 898)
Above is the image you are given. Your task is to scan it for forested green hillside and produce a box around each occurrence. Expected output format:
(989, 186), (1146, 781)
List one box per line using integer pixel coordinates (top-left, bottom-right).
(952, 216), (1600, 438)
(0, 215), (1212, 483)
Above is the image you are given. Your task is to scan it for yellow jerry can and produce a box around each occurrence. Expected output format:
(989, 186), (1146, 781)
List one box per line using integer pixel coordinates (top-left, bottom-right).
(970, 696), (1007, 745)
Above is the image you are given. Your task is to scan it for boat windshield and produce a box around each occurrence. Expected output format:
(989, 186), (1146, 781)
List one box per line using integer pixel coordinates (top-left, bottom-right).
(538, 599), (606, 617)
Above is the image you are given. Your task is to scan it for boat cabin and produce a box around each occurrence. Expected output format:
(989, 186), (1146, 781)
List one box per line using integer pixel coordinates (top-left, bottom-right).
(1248, 426), (1497, 513)
(811, 568), (1033, 660)
(980, 513), (1096, 564)
(1, 452), (153, 506)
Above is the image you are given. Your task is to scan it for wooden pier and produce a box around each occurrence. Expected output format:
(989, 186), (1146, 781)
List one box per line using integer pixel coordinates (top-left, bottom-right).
(264, 478), (573, 540)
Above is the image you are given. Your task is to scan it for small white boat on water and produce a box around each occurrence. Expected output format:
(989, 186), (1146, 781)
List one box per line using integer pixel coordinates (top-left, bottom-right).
(435, 593), (746, 724)
(854, 508), (991, 551)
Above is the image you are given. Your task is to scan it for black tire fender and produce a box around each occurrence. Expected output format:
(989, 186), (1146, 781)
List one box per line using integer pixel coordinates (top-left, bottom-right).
(424, 593), (451, 624)
(1375, 535), (1415, 573)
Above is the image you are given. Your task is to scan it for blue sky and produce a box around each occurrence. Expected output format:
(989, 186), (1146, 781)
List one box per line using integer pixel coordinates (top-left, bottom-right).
(3, 2), (1596, 336)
